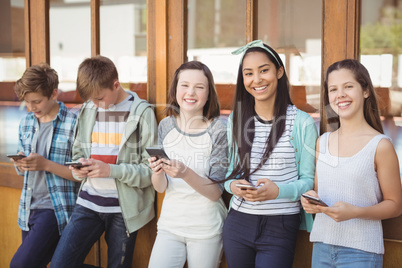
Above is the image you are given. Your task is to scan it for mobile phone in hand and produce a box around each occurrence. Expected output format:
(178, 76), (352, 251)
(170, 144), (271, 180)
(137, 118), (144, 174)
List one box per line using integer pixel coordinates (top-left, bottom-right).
(7, 154), (26, 161)
(301, 193), (328, 207)
(145, 147), (170, 160)
(65, 161), (89, 169)
(235, 183), (258, 190)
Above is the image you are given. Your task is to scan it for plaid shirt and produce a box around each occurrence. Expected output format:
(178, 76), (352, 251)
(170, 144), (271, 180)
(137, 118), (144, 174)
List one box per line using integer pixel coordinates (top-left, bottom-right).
(16, 102), (79, 234)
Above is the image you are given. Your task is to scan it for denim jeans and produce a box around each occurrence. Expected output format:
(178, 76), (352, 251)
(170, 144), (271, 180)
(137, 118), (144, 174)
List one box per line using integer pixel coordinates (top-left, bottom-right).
(222, 209), (300, 268)
(50, 204), (137, 268)
(10, 209), (60, 268)
(312, 242), (383, 268)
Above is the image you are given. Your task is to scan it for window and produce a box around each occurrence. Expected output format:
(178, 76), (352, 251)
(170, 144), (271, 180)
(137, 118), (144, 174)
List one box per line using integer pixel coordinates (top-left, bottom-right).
(360, 0), (402, 180)
(258, 0), (322, 114)
(50, 0), (91, 96)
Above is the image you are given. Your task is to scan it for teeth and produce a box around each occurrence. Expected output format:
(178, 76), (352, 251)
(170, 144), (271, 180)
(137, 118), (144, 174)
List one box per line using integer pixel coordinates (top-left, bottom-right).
(338, 102), (351, 107)
(254, 86), (266, 91)
(185, 99), (196, 103)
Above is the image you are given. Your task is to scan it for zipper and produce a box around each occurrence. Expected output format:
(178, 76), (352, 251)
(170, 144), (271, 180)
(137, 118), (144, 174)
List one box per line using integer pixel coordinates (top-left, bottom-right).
(115, 179), (130, 237)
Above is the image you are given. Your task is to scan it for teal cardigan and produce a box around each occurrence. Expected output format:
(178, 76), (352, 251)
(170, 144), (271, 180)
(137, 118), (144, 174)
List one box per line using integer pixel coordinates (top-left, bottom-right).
(224, 108), (318, 232)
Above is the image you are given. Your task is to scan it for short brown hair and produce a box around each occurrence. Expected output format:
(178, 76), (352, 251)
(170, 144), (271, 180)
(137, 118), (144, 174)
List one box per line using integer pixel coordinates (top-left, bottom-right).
(76, 55), (119, 101)
(164, 61), (220, 120)
(14, 63), (59, 101)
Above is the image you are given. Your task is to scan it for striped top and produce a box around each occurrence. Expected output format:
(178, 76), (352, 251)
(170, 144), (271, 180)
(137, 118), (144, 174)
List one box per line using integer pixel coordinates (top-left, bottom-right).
(231, 105), (300, 215)
(77, 95), (134, 213)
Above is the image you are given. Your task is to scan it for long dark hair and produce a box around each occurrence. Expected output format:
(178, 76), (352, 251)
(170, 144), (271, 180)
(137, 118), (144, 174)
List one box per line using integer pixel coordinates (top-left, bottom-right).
(227, 44), (293, 182)
(323, 59), (383, 133)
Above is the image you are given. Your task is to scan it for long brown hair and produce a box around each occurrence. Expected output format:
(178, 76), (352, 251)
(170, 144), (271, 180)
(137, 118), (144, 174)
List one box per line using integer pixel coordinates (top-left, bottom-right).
(164, 61), (220, 120)
(323, 59), (383, 133)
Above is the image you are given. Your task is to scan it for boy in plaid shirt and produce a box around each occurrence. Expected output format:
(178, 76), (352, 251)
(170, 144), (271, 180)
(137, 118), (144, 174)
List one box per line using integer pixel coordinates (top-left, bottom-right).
(10, 64), (79, 268)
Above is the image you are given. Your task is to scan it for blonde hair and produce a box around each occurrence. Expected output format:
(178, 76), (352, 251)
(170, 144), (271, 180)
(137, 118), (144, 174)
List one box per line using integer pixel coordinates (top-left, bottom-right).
(76, 56), (118, 101)
(14, 63), (58, 101)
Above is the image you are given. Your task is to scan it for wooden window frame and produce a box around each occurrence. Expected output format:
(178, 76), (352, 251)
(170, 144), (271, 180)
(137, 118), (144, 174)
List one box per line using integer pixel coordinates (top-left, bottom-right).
(17, 0), (402, 252)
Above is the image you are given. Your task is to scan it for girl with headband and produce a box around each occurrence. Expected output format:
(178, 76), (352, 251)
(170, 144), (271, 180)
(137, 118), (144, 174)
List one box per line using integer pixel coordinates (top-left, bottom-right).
(222, 40), (318, 267)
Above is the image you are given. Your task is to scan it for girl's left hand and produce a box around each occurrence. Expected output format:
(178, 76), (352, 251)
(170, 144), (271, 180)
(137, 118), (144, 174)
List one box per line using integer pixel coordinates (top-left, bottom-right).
(242, 178), (279, 202)
(317, 201), (358, 222)
(161, 159), (188, 178)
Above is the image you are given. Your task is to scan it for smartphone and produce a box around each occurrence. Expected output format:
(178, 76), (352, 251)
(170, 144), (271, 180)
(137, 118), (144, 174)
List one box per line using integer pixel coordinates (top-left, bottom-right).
(145, 147), (170, 160)
(65, 161), (89, 169)
(235, 183), (258, 190)
(7, 154), (26, 161)
(301, 193), (328, 207)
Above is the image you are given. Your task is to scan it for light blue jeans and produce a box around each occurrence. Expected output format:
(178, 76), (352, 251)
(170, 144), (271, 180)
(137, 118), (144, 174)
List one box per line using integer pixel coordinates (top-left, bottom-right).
(312, 242), (383, 268)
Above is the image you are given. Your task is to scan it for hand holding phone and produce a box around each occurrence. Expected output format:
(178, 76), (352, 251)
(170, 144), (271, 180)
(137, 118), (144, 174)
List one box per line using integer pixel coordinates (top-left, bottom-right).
(146, 147), (170, 160)
(7, 154), (26, 161)
(236, 183), (258, 190)
(65, 161), (90, 169)
(301, 193), (328, 207)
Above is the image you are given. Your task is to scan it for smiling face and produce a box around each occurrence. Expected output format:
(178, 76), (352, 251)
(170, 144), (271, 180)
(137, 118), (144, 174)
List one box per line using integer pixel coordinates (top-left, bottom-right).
(176, 69), (209, 118)
(327, 68), (369, 120)
(242, 51), (283, 108)
(24, 89), (59, 122)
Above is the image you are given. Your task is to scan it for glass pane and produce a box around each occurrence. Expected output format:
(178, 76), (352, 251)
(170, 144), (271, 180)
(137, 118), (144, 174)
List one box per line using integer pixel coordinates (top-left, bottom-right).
(50, 0), (91, 96)
(187, 0), (246, 85)
(100, 0), (147, 98)
(0, 0), (26, 84)
(0, 0), (26, 162)
(258, 0), (322, 114)
(360, 0), (402, 180)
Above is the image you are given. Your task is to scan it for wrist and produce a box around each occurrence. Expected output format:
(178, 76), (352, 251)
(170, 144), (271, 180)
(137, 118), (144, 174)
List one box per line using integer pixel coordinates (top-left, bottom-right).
(44, 159), (51, 172)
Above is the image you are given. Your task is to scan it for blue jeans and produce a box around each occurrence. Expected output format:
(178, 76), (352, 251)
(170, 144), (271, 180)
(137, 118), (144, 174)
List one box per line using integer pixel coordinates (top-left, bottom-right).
(222, 209), (300, 268)
(312, 242), (383, 268)
(50, 204), (137, 268)
(10, 209), (60, 268)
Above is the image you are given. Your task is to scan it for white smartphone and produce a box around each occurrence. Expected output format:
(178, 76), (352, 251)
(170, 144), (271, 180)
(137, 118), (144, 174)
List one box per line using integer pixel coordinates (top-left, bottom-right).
(301, 193), (328, 207)
(235, 183), (258, 190)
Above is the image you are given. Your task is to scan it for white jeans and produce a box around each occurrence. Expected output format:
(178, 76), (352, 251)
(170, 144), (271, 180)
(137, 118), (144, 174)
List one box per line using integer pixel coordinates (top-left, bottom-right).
(148, 229), (223, 268)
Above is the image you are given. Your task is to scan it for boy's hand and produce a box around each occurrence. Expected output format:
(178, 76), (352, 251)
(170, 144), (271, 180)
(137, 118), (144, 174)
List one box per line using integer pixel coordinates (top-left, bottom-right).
(85, 158), (111, 178)
(11, 151), (26, 172)
(19, 153), (49, 172)
(70, 158), (89, 179)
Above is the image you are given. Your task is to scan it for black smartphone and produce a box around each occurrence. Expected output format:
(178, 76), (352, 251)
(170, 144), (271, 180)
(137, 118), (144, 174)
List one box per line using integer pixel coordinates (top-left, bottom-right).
(235, 183), (258, 190)
(65, 161), (89, 169)
(7, 154), (26, 161)
(301, 193), (328, 207)
(145, 147), (170, 160)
